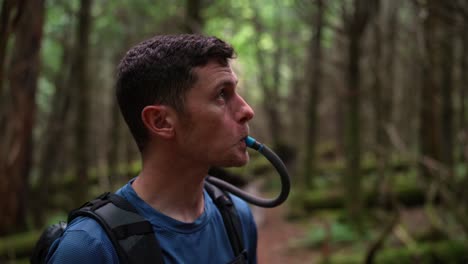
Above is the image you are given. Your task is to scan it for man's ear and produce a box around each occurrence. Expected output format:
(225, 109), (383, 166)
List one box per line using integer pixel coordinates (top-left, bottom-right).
(141, 105), (175, 139)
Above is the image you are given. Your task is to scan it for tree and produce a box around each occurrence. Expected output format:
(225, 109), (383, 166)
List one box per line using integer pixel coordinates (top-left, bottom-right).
(185, 0), (203, 34)
(0, 0), (24, 157)
(73, 0), (93, 200)
(439, 9), (456, 174)
(419, 0), (444, 178)
(251, 1), (285, 148)
(460, 8), (468, 166)
(0, 0), (22, 97)
(0, 0), (45, 235)
(459, 5), (468, 206)
(302, 0), (325, 188)
(415, 0), (468, 236)
(371, 1), (398, 176)
(34, 8), (75, 225)
(341, 0), (378, 227)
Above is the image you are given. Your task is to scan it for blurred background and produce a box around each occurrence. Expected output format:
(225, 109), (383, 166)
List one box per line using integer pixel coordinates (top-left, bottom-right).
(1, 0), (467, 263)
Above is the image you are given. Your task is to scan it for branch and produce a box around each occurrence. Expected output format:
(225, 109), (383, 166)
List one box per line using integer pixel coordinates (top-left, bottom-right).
(365, 211), (399, 264)
(386, 125), (468, 237)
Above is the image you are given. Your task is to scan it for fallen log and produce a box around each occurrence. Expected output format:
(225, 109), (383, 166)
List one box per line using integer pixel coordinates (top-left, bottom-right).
(288, 184), (436, 219)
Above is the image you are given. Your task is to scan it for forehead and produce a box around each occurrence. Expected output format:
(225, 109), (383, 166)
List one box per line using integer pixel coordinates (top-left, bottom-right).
(192, 60), (238, 88)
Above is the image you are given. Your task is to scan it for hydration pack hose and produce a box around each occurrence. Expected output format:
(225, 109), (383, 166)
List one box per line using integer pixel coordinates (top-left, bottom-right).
(206, 136), (291, 208)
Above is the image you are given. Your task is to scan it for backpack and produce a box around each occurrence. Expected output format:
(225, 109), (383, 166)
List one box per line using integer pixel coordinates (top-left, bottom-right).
(31, 182), (246, 264)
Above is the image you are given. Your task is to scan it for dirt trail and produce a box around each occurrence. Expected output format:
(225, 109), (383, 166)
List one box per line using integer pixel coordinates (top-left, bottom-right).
(256, 205), (318, 264)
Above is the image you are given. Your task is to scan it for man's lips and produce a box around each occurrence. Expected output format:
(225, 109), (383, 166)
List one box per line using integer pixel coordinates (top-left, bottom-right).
(239, 139), (247, 148)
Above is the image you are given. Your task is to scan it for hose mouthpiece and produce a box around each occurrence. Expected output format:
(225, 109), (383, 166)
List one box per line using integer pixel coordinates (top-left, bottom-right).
(207, 135), (291, 208)
(245, 136), (263, 151)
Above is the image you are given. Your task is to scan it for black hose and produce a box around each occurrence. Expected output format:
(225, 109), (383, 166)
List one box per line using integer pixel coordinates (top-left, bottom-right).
(206, 138), (290, 208)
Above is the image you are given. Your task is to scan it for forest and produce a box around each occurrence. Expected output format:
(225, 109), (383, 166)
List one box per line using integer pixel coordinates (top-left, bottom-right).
(1, 0), (467, 263)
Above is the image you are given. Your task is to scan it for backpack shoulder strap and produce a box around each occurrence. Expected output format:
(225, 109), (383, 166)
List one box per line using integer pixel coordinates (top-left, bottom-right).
(204, 182), (247, 262)
(68, 192), (164, 264)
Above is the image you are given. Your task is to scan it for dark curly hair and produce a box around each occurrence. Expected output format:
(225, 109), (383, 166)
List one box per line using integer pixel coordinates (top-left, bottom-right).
(116, 34), (235, 152)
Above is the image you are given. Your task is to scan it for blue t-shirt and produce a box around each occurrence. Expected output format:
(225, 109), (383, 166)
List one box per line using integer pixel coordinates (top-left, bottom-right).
(46, 179), (258, 264)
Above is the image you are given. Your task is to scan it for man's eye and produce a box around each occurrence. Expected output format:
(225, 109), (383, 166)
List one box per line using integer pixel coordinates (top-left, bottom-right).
(218, 89), (226, 99)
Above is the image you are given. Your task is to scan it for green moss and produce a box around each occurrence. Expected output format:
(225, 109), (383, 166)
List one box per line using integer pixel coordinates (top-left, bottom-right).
(325, 240), (468, 264)
(291, 220), (364, 249)
(0, 230), (41, 259)
(375, 240), (468, 264)
(291, 182), (427, 217)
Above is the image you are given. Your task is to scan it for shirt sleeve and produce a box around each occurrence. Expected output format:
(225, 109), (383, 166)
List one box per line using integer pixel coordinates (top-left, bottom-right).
(46, 219), (119, 264)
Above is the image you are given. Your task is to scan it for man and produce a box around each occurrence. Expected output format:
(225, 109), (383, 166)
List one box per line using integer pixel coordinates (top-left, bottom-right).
(46, 34), (257, 263)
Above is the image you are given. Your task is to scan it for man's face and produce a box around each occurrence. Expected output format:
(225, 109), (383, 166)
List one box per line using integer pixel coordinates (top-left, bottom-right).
(174, 60), (254, 168)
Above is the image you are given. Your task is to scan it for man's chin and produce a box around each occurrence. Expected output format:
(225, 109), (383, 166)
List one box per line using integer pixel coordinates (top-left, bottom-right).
(216, 153), (250, 168)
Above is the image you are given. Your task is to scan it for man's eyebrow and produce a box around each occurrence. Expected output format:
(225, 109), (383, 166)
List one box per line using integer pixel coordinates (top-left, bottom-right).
(216, 78), (238, 87)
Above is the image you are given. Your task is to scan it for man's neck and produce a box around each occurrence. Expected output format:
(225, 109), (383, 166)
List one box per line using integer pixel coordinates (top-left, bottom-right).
(132, 150), (208, 223)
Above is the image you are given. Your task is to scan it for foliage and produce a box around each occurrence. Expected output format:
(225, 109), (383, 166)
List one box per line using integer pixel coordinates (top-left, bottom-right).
(0, 230), (41, 260)
(288, 174), (426, 219)
(327, 240), (468, 264)
(290, 219), (369, 249)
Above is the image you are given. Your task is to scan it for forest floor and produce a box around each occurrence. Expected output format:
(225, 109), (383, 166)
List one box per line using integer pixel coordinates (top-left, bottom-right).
(238, 176), (447, 264)
(256, 204), (320, 264)
(255, 202), (434, 264)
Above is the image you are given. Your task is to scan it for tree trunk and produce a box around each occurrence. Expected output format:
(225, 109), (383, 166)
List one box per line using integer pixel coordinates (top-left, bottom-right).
(185, 0), (203, 34)
(381, 1), (398, 144)
(458, 5), (468, 205)
(271, 6), (284, 148)
(370, 9), (383, 172)
(416, 0), (468, 236)
(343, 0), (377, 228)
(440, 19), (455, 175)
(345, 30), (363, 225)
(375, 0), (398, 160)
(33, 36), (74, 226)
(419, 0), (443, 179)
(0, 0), (24, 96)
(0, 0), (25, 155)
(458, 20), (468, 165)
(74, 0), (93, 201)
(0, 0), (44, 236)
(251, 5), (284, 148)
(303, 0), (324, 188)
(371, 0), (398, 199)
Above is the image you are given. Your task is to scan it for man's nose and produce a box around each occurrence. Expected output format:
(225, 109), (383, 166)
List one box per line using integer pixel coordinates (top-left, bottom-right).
(236, 95), (255, 123)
